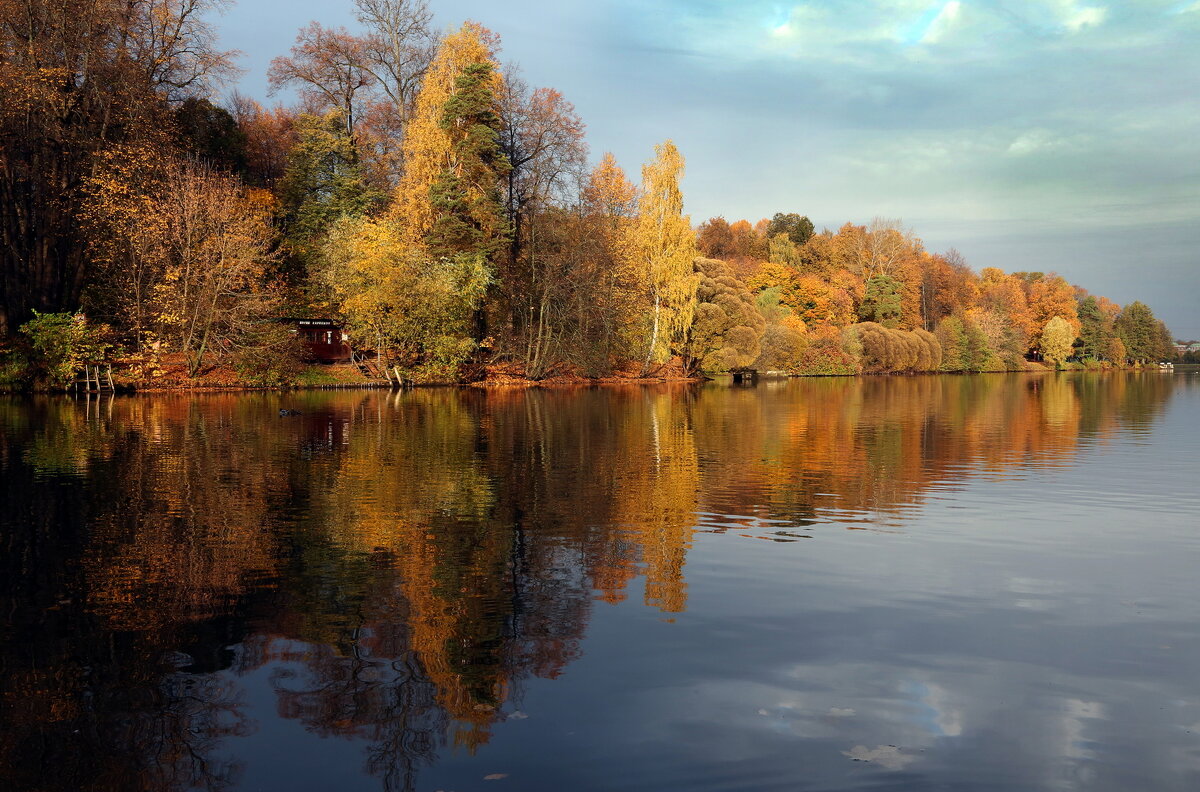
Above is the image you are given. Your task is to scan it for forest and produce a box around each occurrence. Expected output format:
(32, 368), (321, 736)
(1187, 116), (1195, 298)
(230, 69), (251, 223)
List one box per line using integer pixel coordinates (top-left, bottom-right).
(0, 0), (1178, 390)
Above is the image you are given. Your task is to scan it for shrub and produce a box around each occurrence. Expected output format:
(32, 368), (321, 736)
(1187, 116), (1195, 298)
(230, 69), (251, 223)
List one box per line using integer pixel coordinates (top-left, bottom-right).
(231, 326), (306, 386)
(18, 312), (111, 389)
(794, 327), (859, 375)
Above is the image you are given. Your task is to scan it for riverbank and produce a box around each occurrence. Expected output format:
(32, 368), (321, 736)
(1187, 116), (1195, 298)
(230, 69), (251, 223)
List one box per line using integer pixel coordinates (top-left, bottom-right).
(0, 354), (1175, 395)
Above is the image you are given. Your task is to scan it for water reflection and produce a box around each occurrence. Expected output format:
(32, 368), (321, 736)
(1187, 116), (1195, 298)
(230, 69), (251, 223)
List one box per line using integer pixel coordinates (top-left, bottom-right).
(0, 373), (1187, 791)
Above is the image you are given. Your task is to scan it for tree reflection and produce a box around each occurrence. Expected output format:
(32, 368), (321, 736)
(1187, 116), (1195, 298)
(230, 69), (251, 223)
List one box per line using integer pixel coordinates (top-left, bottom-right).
(0, 372), (1178, 790)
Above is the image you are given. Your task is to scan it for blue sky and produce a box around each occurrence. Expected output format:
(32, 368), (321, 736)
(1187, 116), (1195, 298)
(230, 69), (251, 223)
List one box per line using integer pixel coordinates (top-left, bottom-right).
(217, 1), (1200, 336)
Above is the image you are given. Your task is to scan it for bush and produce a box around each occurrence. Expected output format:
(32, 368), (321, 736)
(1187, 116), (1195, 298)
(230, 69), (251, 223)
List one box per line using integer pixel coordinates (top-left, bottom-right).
(793, 327), (859, 375)
(847, 322), (943, 373)
(18, 312), (111, 389)
(755, 321), (808, 371)
(0, 344), (32, 390)
(231, 327), (306, 386)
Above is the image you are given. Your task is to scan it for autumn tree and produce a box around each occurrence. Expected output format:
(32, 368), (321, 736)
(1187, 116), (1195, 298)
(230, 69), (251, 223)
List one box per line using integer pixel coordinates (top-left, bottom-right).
(850, 322), (941, 373)
(919, 249), (978, 330)
(1025, 273), (1079, 355)
(1040, 316), (1076, 369)
(388, 22), (500, 244)
(0, 0), (236, 335)
(82, 155), (284, 375)
(754, 288), (807, 372)
(681, 258), (766, 374)
(494, 73), (587, 368)
(697, 217), (734, 259)
(229, 95), (297, 188)
(621, 141), (699, 373)
(321, 217), (490, 379)
(269, 22), (375, 140)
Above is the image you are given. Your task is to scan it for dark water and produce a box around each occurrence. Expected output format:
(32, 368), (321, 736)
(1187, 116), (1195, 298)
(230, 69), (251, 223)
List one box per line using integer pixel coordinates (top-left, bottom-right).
(2, 373), (1198, 792)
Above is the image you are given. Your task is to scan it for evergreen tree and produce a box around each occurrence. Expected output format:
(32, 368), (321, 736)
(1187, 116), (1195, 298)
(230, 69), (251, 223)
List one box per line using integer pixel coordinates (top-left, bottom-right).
(427, 62), (511, 261)
(279, 110), (383, 279)
(1075, 295), (1108, 360)
(860, 275), (903, 327)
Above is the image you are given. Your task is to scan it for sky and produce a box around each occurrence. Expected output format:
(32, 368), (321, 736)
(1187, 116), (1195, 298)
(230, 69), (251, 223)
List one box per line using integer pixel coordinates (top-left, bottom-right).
(217, 0), (1200, 337)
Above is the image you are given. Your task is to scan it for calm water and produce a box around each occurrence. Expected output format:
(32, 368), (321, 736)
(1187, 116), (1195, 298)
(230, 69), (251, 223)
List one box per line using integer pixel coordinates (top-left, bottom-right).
(2, 373), (1198, 792)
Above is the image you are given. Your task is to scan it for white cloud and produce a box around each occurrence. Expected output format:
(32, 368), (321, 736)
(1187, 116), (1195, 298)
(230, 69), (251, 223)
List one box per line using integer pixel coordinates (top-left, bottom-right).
(1063, 4), (1108, 31)
(920, 1), (964, 44)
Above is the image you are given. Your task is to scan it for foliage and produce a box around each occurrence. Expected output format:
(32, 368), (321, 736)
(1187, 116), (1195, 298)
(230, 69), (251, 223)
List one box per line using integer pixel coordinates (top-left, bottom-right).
(792, 327), (860, 376)
(621, 140), (699, 372)
(767, 212), (814, 247)
(681, 258), (766, 374)
(428, 62), (510, 261)
(18, 312), (111, 389)
(859, 274), (903, 327)
(174, 98), (248, 174)
(0, 0), (235, 335)
(321, 216), (490, 379)
(1039, 316), (1076, 369)
(279, 110), (383, 277)
(231, 325), (307, 386)
(1115, 301), (1161, 363)
(848, 322), (941, 373)
(389, 22), (500, 243)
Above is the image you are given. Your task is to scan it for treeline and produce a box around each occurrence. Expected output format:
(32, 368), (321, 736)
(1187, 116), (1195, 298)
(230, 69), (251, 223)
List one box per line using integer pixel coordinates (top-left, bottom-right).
(691, 215), (1175, 375)
(0, 0), (1174, 388)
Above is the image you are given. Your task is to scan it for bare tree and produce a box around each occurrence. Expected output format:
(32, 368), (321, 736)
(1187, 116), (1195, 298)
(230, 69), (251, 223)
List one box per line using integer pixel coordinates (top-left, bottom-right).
(268, 22), (375, 139)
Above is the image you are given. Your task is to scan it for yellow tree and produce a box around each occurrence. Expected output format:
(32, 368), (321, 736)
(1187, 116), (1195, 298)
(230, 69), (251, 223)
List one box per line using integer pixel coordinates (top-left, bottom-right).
(386, 22), (500, 244)
(1040, 316), (1076, 369)
(622, 140), (699, 373)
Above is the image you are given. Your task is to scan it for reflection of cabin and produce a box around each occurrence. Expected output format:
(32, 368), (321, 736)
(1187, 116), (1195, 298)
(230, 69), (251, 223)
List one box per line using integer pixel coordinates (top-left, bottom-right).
(284, 319), (353, 363)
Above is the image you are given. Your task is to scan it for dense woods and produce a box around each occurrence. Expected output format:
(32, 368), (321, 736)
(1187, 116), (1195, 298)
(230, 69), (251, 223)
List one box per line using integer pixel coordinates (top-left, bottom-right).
(0, 0), (1177, 389)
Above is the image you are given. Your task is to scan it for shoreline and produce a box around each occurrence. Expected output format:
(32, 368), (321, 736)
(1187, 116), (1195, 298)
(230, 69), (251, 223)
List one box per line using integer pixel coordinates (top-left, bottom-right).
(1, 364), (1175, 396)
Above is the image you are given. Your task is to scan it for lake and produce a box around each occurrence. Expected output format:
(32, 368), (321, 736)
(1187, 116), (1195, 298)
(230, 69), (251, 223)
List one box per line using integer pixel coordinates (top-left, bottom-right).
(2, 372), (1198, 791)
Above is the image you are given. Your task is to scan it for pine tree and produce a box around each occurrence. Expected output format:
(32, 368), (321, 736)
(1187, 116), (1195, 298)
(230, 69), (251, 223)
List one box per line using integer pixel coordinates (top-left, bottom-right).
(427, 62), (510, 261)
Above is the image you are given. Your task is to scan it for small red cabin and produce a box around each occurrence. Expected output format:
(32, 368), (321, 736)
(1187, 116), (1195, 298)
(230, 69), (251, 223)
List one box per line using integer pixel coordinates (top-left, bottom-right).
(285, 319), (353, 363)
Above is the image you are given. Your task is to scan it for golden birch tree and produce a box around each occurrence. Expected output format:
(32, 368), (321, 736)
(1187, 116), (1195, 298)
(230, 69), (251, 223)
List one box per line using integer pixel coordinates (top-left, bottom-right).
(386, 22), (500, 244)
(622, 140), (699, 373)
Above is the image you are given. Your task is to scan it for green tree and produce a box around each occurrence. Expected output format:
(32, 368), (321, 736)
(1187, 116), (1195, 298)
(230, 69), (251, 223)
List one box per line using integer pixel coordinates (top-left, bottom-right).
(767, 212), (814, 246)
(859, 275), (903, 327)
(1115, 301), (1159, 363)
(936, 316), (967, 372)
(174, 98), (248, 175)
(1075, 295), (1110, 360)
(427, 61), (511, 261)
(279, 110), (383, 278)
(18, 312), (110, 389)
(322, 217), (491, 379)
